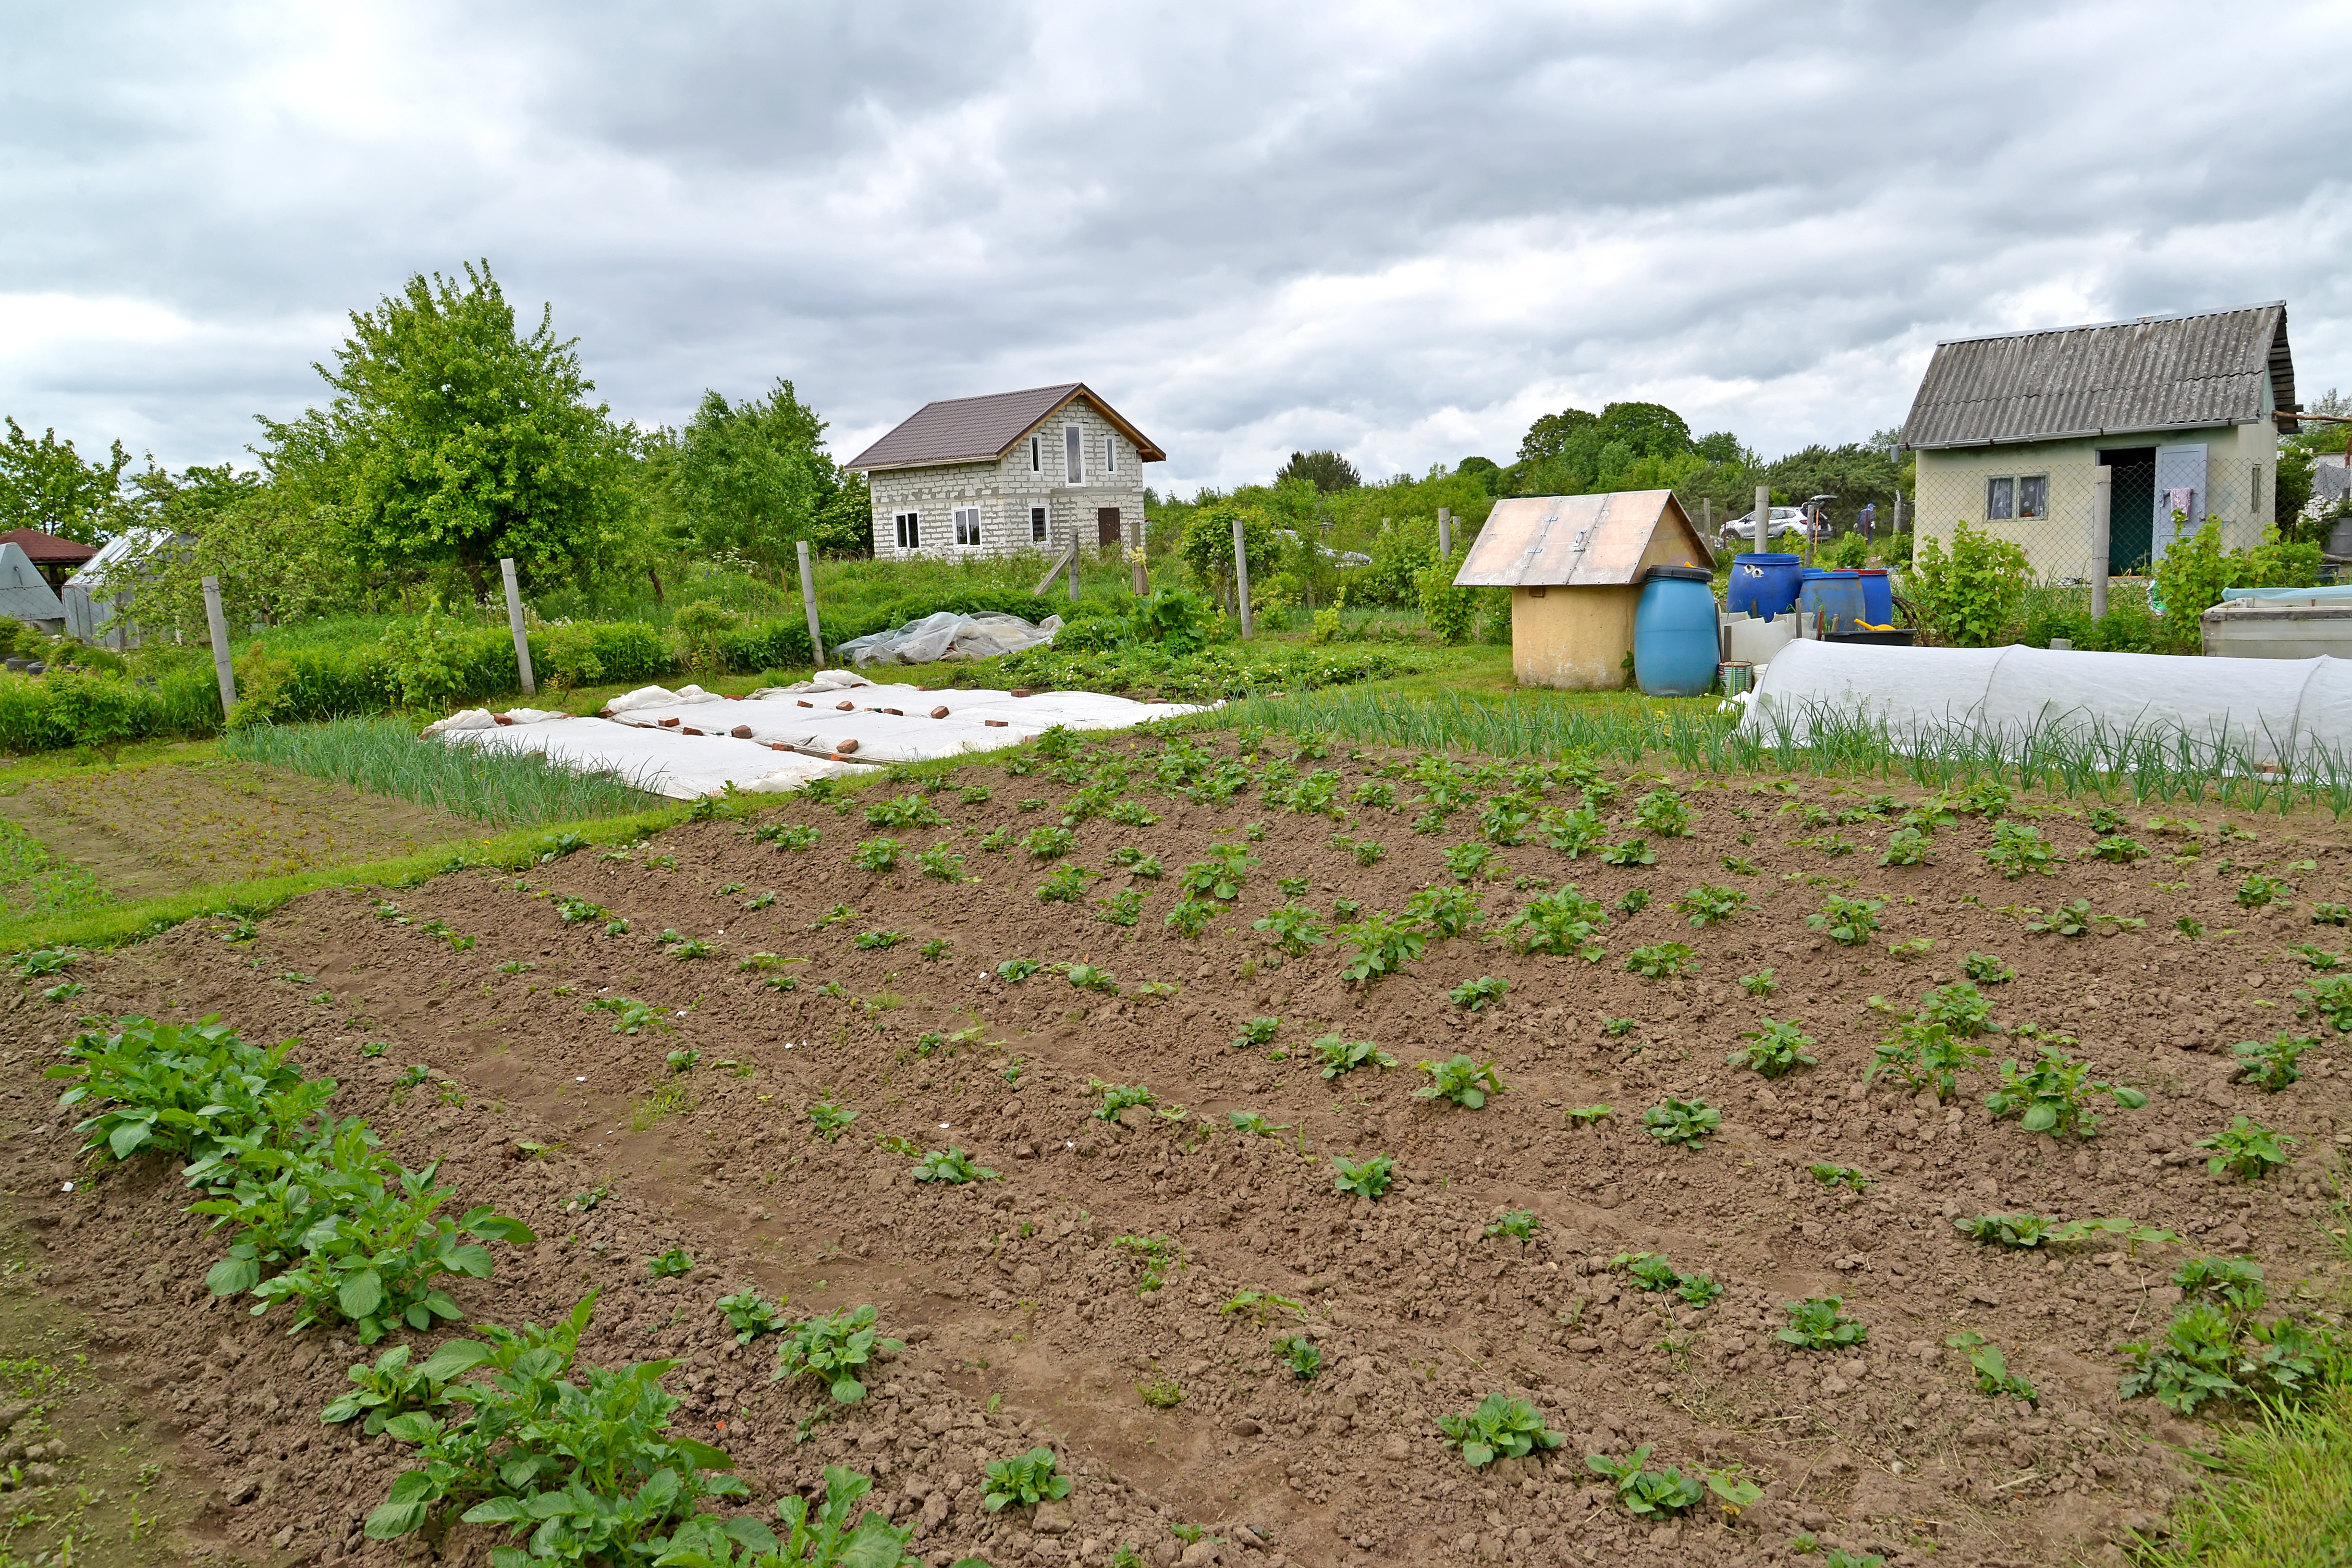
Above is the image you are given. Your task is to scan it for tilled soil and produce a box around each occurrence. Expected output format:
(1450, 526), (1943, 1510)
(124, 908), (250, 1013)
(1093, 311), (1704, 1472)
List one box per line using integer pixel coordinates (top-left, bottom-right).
(4, 731), (2349, 1568)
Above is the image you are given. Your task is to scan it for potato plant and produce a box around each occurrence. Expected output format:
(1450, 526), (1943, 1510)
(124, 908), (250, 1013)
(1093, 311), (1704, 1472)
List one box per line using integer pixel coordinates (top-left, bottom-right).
(1337, 911), (1426, 981)
(716, 1288), (790, 1344)
(1728, 1018), (1816, 1078)
(1437, 1393), (1564, 1468)
(1330, 1152), (1394, 1199)
(1313, 1035), (1396, 1079)
(1449, 975), (1510, 1011)
(1945, 1331), (2036, 1402)
(981, 1447), (1071, 1512)
(1414, 1055), (1505, 1108)
(1501, 885), (1609, 960)
(913, 1147), (1000, 1184)
(1253, 902), (1329, 957)
(1808, 895), (1883, 946)
(1984, 1047), (2148, 1137)
(1642, 1098), (1720, 1146)
(1623, 941), (1695, 979)
(775, 1304), (902, 1403)
(1674, 884), (1746, 926)
(2198, 1116), (2295, 1180)
(2233, 1032), (2314, 1091)
(1780, 1296), (1867, 1350)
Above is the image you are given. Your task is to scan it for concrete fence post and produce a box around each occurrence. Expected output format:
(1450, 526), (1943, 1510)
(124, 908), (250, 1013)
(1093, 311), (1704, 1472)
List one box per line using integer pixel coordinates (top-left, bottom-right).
(499, 558), (536, 696)
(2090, 466), (2112, 622)
(201, 575), (236, 716)
(1753, 484), (1770, 556)
(1232, 514), (1254, 639)
(1438, 505), (1452, 558)
(796, 541), (826, 667)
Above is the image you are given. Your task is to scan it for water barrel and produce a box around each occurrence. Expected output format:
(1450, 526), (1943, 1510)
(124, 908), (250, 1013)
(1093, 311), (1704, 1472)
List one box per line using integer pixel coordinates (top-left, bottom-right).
(1727, 553), (1803, 621)
(1634, 566), (1721, 697)
(1797, 569), (1865, 635)
(1854, 568), (1894, 627)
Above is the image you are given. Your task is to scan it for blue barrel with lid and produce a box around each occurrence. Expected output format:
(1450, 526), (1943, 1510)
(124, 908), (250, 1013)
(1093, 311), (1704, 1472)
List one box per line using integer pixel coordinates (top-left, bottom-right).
(1796, 569), (1865, 635)
(1633, 566), (1721, 697)
(1728, 553), (1803, 621)
(1855, 568), (1894, 627)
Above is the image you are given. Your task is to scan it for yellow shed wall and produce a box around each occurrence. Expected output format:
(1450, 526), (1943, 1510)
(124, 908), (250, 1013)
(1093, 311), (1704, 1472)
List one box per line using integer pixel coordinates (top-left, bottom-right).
(1512, 585), (1640, 689)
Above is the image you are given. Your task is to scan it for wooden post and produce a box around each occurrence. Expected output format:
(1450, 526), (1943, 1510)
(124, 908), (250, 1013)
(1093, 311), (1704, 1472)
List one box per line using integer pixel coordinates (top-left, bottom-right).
(1753, 484), (1769, 556)
(1891, 488), (1904, 534)
(1068, 523), (1079, 603)
(1033, 540), (1076, 594)
(1130, 510), (1147, 597)
(201, 574), (236, 715)
(1232, 513), (1254, 639)
(1438, 506), (1452, 558)
(1701, 497), (1711, 536)
(795, 541), (826, 666)
(2090, 466), (2112, 622)
(499, 558), (536, 696)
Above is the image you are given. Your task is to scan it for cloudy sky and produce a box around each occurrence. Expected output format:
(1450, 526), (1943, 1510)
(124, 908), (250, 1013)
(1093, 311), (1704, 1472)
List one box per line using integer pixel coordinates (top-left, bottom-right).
(4, 0), (2348, 493)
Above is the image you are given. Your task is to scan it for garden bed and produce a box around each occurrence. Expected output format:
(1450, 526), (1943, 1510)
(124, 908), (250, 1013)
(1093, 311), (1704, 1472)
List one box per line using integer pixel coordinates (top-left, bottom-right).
(5, 730), (2349, 1566)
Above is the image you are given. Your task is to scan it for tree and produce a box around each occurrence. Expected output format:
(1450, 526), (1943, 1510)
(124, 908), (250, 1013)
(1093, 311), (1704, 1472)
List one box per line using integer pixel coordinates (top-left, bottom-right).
(255, 261), (632, 597)
(0, 416), (132, 544)
(1518, 408), (1597, 466)
(1693, 431), (1746, 464)
(660, 379), (866, 571)
(1275, 449), (1362, 494)
(1593, 401), (1693, 459)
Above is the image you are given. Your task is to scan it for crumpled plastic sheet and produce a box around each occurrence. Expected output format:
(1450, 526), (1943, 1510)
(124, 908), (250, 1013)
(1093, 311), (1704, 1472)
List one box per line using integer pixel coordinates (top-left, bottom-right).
(831, 611), (1063, 667)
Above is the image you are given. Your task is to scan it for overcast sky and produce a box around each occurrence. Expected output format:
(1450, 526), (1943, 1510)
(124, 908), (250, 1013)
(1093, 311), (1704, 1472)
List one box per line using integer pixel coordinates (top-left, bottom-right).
(4, 1), (2348, 494)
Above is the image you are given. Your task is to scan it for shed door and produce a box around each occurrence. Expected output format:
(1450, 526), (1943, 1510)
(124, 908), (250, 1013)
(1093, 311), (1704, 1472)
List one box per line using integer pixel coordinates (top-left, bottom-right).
(1097, 507), (1122, 547)
(2152, 443), (2208, 559)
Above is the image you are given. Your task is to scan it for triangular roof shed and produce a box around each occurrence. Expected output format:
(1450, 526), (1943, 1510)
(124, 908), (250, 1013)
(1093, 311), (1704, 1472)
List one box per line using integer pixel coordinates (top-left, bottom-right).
(0, 543), (65, 621)
(846, 383), (1165, 472)
(1453, 492), (1714, 587)
(1902, 301), (2295, 451)
(0, 529), (97, 567)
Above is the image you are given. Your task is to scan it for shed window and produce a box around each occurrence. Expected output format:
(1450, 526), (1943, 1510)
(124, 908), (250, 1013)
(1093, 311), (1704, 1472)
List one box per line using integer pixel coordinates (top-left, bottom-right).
(894, 511), (921, 549)
(1030, 504), (1048, 542)
(1105, 435), (1117, 475)
(1030, 435), (1040, 473)
(1986, 477), (2015, 521)
(953, 505), (982, 547)
(2017, 475), (2048, 520)
(1065, 425), (1082, 484)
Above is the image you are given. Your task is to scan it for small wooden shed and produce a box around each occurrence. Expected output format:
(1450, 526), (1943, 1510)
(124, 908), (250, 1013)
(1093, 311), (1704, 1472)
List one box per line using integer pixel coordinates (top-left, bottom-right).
(1453, 491), (1714, 690)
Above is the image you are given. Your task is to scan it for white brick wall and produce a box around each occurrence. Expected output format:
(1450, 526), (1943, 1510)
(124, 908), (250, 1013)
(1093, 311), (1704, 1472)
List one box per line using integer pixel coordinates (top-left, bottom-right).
(865, 398), (1150, 561)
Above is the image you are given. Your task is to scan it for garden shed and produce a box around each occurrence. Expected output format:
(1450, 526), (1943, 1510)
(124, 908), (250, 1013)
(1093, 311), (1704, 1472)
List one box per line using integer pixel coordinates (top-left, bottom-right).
(1453, 490), (1714, 689)
(0, 541), (65, 632)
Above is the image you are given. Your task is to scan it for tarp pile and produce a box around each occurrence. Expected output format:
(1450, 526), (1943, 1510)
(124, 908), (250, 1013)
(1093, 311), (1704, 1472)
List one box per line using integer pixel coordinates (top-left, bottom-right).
(833, 611), (1063, 666)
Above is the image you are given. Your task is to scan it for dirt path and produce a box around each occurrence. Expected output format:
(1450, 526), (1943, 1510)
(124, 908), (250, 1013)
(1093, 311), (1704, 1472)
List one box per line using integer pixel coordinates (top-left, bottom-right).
(5, 734), (2347, 1566)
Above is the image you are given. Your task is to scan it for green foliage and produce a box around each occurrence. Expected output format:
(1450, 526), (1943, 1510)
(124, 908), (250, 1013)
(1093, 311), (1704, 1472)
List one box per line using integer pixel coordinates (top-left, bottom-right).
(1023, 825), (1076, 860)
(1674, 884), (1746, 927)
(2234, 1032), (2314, 1092)
(1437, 1393), (1564, 1468)
(2118, 1301), (2332, 1417)
(1337, 909), (1426, 981)
(1623, 941), (1695, 979)
(1585, 1447), (1760, 1519)
(1273, 1335), (1322, 1379)
(1483, 1209), (1540, 1242)
(1946, 1331), (2037, 1402)
(1501, 884), (1610, 959)
(1908, 521), (2032, 646)
(1962, 951), (2015, 984)
(1780, 1296), (1867, 1351)
(1092, 1081), (1158, 1120)
(1312, 1034), (1396, 1079)
(1642, 1098), (1721, 1146)
(851, 929), (901, 951)
(648, 1248), (694, 1278)
(1405, 880), (1486, 939)
(1808, 895), (1883, 946)
(1414, 1054), (1505, 1108)
(1633, 788), (1691, 837)
(1564, 1105), (1612, 1125)
(774, 1305), (903, 1404)
(995, 958), (1042, 983)
(1448, 975), (1510, 1011)
(1035, 864), (1090, 903)
(1443, 841), (1500, 880)
(1230, 1016), (1282, 1051)
(1728, 1018), (1816, 1077)
(1809, 1163), (1871, 1191)
(1985, 1047), (2149, 1137)
(912, 1147), (999, 1185)
(588, 996), (670, 1035)
(716, 1289), (790, 1346)
(1163, 898), (1216, 938)
(850, 837), (902, 873)
(1253, 901), (1329, 957)
(1879, 826), (1934, 866)
(1329, 1152), (1395, 1199)
(2199, 1116), (2296, 1180)
(1982, 819), (2058, 878)
(2090, 834), (2149, 863)
(2298, 973), (2352, 1031)
(981, 1447), (1072, 1512)
(1112, 1234), (1183, 1293)
(1598, 837), (1655, 866)
(806, 1097), (856, 1142)
(917, 844), (966, 882)
(1737, 967), (1779, 997)
(48, 1014), (324, 1168)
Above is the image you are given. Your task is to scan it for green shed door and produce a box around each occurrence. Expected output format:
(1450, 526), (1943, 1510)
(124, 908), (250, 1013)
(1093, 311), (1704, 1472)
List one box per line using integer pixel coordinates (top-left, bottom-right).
(2099, 447), (2155, 572)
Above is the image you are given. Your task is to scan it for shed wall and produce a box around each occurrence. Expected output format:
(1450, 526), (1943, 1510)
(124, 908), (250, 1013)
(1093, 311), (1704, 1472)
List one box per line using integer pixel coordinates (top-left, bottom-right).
(1511, 585), (1638, 690)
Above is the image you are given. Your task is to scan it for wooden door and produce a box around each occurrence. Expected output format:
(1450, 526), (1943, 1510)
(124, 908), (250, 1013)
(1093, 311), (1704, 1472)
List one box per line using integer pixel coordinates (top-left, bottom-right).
(1097, 507), (1122, 547)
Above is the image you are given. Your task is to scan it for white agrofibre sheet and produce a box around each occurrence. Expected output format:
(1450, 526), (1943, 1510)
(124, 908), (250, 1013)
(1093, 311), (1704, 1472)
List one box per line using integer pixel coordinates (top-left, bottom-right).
(832, 610), (1063, 666)
(1741, 638), (2352, 766)
(432, 715), (863, 800)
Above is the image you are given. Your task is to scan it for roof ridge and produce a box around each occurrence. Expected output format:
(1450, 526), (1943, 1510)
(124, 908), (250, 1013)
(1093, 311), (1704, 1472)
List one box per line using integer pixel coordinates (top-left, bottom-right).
(1932, 300), (2284, 348)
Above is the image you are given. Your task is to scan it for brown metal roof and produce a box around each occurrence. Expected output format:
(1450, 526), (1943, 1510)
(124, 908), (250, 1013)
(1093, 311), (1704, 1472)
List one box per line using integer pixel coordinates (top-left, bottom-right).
(1902, 302), (2294, 450)
(1452, 491), (1711, 588)
(844, 383), (1166, 472)
(0, 529), (98, 564)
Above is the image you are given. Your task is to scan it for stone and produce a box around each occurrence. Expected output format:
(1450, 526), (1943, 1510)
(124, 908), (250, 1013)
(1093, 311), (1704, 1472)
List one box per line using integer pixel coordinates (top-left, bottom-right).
(1181, 1540), (1222, 1566)
(1034, 1501), (1075, 1535)
(1230, 1418), (1263, 1437)
(226, 1476), (260, 1505)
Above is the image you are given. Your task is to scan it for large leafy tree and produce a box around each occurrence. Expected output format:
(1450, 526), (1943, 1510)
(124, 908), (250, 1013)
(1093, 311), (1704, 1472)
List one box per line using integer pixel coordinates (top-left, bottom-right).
(0, 417), (133, 544)
(1275, 449), (1362, 494)
(1592, 401), (1693, 459)
(256, 261), (631, 596)
(657, 379), (867, 569)
(1517, 408), (1597, 466)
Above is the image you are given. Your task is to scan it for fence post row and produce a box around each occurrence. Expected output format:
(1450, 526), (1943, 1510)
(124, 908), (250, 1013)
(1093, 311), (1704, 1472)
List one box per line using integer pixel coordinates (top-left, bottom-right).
(796, 541), (826, 667)
(201, 574), (237, 714)
(499, 558), (536, 697)
(2090, 466), (2112, 623)
(1232, 513), (1254, 640)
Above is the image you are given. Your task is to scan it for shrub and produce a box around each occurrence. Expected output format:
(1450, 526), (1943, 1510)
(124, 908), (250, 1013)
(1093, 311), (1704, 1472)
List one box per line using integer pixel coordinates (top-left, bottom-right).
(1909, 521), (2031, 647)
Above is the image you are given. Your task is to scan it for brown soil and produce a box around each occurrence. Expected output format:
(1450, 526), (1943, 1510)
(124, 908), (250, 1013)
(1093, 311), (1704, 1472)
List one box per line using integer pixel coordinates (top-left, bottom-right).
(0, 761), (482, 899)
(5, 734), (2350, 1568)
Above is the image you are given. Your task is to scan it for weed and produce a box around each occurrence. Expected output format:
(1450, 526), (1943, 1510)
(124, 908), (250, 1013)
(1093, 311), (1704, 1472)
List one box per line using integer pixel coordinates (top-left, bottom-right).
(1780, 1296), (1867, 1350)
(1720, 853), (1759, 875)
(1136, 1371), (1186, 1409)
(1729, 1018), (1816, 1077)
(1809, 1163), (1871, 1191)
(1736, 967), (1779, 997)
(1808, 895), (1883, 946)
(1643, 1098), (1721, 1146)
(1330, 1152), (1395, 1199)
(1439, 1393), (1565, 1468)
(1985, 1047), (2148, 1137)
(1564, 1104), (1612, 1125)
(2199, 1116), (2296, 1180)
(913, 1147), (999, 1184)
(1415, 1055), (1505, 1108)
(2234, 1032), (2314, 1092)
(1624, 941), (1696, 979)
(775, 1304), (902, 1403)
(648, 1248), (693, 1278)
(1946, 1331), (2036, 1401)
(1449, 975), (1511, 1011)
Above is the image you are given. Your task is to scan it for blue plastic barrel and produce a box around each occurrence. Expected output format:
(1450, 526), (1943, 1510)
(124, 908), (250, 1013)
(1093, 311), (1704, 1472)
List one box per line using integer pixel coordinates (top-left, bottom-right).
(1728, 553), (1803, 621)
(1797, 569), (1865, 635)
(1634, 567), (1721, 697)
(1855, 568), (1893, 627)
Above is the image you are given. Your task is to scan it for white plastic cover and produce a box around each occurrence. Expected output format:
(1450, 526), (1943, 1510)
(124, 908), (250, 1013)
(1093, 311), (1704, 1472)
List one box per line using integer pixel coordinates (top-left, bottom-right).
(832, 611), (1063, 667)
(432, 715), (861, 799)
(1741, 639), (2352, 767)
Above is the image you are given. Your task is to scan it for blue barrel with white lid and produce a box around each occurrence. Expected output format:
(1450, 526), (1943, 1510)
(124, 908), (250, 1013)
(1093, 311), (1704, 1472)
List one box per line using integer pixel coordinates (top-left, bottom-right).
(1633, 566), (1720, 697)
(1728, 553), (1803, 621)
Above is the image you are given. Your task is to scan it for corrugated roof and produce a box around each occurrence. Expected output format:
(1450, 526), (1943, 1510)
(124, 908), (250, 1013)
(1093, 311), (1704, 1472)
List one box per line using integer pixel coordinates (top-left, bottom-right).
(0, 543), (64, 621)
(1902, 302), (2295, 450)
(845, 382), (1166, 472)
(0, 529), (96, 565)
(1452, 491), (1712, 588)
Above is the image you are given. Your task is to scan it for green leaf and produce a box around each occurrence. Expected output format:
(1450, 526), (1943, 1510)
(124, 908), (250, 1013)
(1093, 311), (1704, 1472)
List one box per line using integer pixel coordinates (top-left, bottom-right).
(411, 1339), (494, 1382)
(2112, 1087), (2149, 1109)
(461, 1498), (535, 1524)
(2020, 1103), (2057, 1132)
(338, 1267), (384, 1319)
(721, 1517), (780, 1554)
(832, 1372), (867, 1403)
(841, 1516), (917, 1568)
(364, 1500), (430, 1539)
(205, 1255), (260, 1296)
(107, 1120), (151, 1160)
(671, 1437), (735, 1470)
(1462, 1441), (1494, 1467)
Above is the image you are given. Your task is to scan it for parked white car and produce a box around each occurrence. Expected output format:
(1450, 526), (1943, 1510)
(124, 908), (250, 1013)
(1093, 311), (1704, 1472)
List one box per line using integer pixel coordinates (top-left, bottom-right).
(1720, 507), (1812, 547)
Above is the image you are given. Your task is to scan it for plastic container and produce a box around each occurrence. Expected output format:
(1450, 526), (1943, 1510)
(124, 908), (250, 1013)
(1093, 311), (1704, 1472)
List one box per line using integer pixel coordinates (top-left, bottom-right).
(1725, 614), (1796, 665)
(1796, 569), (1864, 635)
(1727, 553), (1803, 621)
(1719, 662), (1755, 694)
(1633, 566), (1721, 697)
(1854, 568), (1893, 627)
(1824, 628), (1916, 647)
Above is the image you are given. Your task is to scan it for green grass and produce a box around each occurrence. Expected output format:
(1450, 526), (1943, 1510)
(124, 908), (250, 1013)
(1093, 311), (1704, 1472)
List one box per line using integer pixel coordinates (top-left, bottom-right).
(2153, 1372), (2352, 1567)
(218, 716), (664, 827)
(0, 816), (115, 921)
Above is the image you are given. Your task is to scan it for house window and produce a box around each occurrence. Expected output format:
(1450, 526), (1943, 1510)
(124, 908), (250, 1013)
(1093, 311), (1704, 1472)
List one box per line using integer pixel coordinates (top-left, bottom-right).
(1986, 477), (2015, 521)
(1030, 504), (1048, 543)
(1065, 425), (1082, 484)
(1105, 435), (1117, 475)
(954, 505), (982, 547)
(1030, 435), (1040, 473)
(2017, 475), (2048, 520)
(895, 511), (921, 549)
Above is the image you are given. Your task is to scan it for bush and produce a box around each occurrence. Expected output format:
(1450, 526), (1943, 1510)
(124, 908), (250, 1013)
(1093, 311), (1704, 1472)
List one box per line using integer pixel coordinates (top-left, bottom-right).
(2152, 520), (2325, 652)
(1909, 521), (2032, 646)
